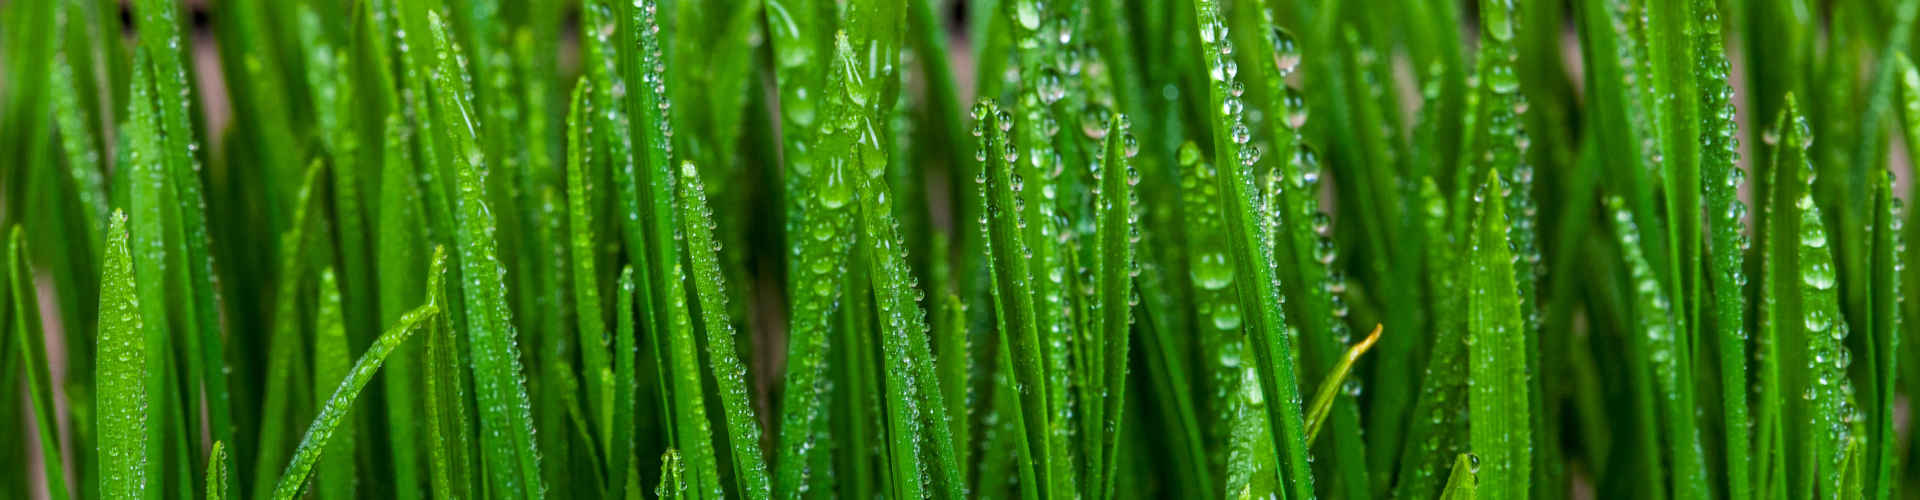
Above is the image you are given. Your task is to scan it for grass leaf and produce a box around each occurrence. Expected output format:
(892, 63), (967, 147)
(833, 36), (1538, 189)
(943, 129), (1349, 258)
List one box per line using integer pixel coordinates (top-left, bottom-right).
(269, 281), (441, 500)
(1468, 171), (1532, 500)
(98, 210), (150, 500)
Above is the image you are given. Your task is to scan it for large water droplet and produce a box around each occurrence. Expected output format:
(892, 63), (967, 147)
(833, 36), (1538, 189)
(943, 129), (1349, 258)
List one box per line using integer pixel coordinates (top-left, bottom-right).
(1192, 252), (1235, 290)
(1212, 303), (1243, 330)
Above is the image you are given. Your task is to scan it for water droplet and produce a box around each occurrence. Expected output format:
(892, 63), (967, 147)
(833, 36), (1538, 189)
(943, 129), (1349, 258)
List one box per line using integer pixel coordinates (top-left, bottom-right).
(1191, 252), (1235, 290)
(1212, 303), (1243, 330)
(1178, 141), (1202, 166)
(1272, 27), (1301, 75)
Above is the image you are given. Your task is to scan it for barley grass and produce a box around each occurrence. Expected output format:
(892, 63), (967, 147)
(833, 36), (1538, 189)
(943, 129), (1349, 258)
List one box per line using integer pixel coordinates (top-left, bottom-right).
(9, 0), (1920, 498)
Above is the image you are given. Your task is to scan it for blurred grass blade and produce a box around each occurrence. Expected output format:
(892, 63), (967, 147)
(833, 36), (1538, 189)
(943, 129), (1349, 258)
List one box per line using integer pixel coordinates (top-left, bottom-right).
(1392, 178), (1472, 500)
(564, 79), (615, 457)
(313, 270), (356, 500)
(11, 226), (69, 500)
(1864, 170), (1901, 500)
(250, 161), (326, 500)
(207, 442), (229, 500)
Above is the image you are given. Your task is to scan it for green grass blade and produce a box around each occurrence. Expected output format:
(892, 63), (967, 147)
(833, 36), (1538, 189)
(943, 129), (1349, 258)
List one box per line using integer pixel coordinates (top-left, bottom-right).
(657, 449), (686, 499)
(974, 98), (1057, 499)
(677, 161), (773, 500)
(1864, 170), (1901, 500)
(565, 79), (615, 459)
(423, 243), (477, 500)
(250, 161), (327, 500)
(98, 210), (150, 500)
(374, 110), (430, 500)
(612, 266), (640, 496)
(1304, 325), (1381, 444)
(423, 12), (547, 498)
(313, 269), (356, 500)
(1643, 0), (1703, 353)
(1694, 1), (1752, 497)
(49, 53), (106, 259)
(207, 442), (229, 500)
(1610, 196), (1709, 499)
(763, 4), (857, 496)
(1439, 454), (1478, 500)
(11, 226), (69, 500)
(270, 296), (440, 500)
(661, 259), (725, 500)
(1392, 178), (1472, 500)
(1088, 115), (1140, 500)
(1468, 171), (1532, 500)
(132, 0), (233, 475)
(1186, 2), (1317, 497)
(123, 52), (177, 500)
(1757, 96), (1816, 499)
(1795, 174), (1857, 499)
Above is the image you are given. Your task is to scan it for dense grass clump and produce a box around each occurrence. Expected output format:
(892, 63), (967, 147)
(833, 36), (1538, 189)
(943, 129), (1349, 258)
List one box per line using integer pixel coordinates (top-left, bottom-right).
(6, 0), (1920, 498)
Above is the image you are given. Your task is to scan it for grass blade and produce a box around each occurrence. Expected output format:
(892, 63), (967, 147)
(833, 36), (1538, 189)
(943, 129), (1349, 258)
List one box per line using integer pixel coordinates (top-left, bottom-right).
(423, 12), (547, 498)
(1610, 196), (1709, 499)
(1468, 171), (1532, 500)
(1694, 1), (1753, 497)
(11, 225), (69, 500)
(98, 210), (150, 500)
(1088, 114), (1140, 499)
(974, 98), (1058, 499)
(313, 269), (356, 500)
(1863, 170), (1902, 500)
(1439, 454), (1479, 500)
(677, 161), (773, 499)
(1304, 325), (1382, 444)
(1186, 1), (1317, 497)
(207, 442), (229, 500)
(270, 289), (441, 500)
(564, 79), (615, 459)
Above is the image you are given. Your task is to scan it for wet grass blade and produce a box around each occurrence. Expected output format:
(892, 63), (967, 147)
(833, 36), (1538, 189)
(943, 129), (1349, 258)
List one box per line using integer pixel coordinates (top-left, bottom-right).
(269, 287), (440, 500)
(207, 442), (229, 500)
(564, 79), (615, 459)
(1439, 454), (1478, 500)
(313, 269), (356, 500)
(1468, 171), (1532, 500)
(1392, 178), (1473, 500)
(250, 161), (327, 500)
(1609, 196), (1709, 500)
(123, 52), (179, 500)
(974, 98), (1058, 499)
(677, 161), (772, 500)
(1863, 170), (1901, 500)
(1694, 1), (1753, 497)
(1186, 1), (1317, 497)
(1087, 114), (1139, 500)
(98, 210), (150, 500)
(423, 12), (547, 498)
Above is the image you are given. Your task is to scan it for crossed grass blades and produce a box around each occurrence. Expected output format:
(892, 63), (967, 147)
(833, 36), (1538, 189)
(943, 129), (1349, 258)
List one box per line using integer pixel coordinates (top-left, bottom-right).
(3, 0), (1920, 498)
